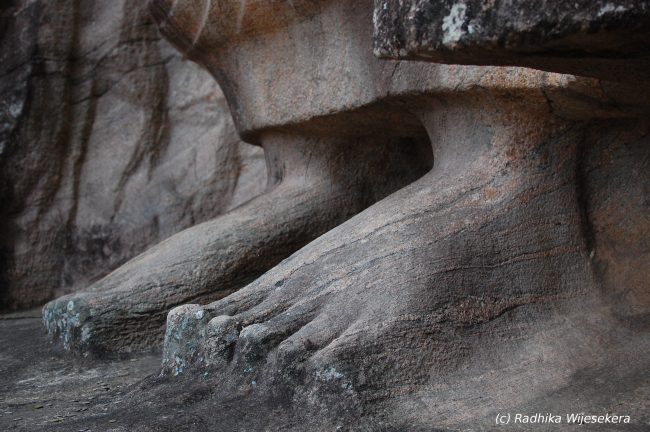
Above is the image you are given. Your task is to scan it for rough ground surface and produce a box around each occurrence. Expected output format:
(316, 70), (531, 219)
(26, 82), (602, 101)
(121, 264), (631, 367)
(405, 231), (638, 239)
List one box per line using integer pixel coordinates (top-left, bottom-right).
(0, 312), (161, 431)
(2, 313), (650, 431)
(0, 0), (266, 311)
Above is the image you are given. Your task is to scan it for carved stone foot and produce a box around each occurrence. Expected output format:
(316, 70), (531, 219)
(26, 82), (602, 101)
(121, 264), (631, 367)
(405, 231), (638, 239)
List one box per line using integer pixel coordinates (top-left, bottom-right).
(161, 91), (649, 426)
(43, 132), (431, 356)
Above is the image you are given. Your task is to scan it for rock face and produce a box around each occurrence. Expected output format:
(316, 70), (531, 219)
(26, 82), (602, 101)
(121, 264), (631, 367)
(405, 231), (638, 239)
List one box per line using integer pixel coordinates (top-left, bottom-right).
(373, 0), (650, 82)
(0, 0), (266, 311)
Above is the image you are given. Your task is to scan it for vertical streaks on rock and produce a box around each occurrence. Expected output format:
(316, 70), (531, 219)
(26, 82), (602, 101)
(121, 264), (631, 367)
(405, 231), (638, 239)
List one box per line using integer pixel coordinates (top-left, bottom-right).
(0, 0), (266, 311)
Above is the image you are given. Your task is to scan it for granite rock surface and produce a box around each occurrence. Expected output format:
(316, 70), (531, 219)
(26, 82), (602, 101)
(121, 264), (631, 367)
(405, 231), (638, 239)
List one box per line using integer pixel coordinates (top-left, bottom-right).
(0, 0), (266, 311)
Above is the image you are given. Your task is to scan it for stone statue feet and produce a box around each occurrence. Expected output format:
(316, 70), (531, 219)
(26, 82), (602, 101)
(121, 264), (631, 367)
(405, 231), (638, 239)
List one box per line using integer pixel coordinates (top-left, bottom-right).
(43, 132), (431, 356)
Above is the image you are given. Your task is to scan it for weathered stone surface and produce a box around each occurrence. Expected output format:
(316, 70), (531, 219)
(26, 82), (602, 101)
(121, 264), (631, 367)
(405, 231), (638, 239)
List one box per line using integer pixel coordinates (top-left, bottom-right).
(374, 0), (650, 82)
(40, 0), (436, 357)
(10, 0), (650, 429)
(43, 132), (432, 356)
(0, 313), (160, 431)
(142, 0), (650, 429)
(162, 92), (650, 428)
(0, 1), (266, 311)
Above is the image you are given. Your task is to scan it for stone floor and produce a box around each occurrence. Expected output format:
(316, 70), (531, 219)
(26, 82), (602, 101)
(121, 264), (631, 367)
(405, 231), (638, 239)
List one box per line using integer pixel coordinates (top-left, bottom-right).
(0, 311), (284, 432)
(0, 311), (163, 431)
(2, 310), (649, 431)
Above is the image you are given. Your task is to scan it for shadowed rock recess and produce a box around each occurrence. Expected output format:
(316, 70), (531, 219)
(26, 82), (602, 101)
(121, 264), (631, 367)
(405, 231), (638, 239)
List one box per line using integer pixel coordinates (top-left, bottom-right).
(31, 0), (650, 429)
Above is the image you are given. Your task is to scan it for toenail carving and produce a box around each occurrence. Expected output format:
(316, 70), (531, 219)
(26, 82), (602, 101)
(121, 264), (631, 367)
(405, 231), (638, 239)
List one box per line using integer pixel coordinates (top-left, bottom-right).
(234, 323), (272, 363)
(162, 305), (212, 374)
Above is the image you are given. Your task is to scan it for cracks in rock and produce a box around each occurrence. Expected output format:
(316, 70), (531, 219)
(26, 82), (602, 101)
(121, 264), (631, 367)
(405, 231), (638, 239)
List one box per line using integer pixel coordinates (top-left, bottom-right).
(68, 56), (174, 107)
(573, 131), (597, 261)
(111, 63), (171, 220)
(195, 0), (213, 46)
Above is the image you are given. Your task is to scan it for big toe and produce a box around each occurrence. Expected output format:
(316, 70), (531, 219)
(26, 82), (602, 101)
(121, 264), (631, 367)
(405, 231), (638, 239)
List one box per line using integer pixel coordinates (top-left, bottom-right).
(42, 294), (92, 351)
